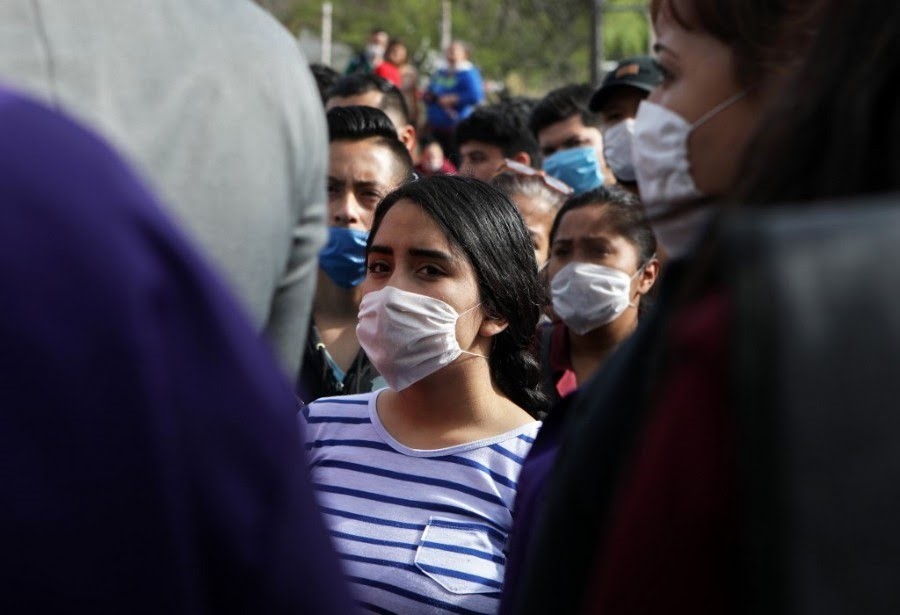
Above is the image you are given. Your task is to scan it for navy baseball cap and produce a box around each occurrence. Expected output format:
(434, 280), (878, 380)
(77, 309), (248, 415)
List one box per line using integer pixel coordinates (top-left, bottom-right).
(589, 56), (663, 112)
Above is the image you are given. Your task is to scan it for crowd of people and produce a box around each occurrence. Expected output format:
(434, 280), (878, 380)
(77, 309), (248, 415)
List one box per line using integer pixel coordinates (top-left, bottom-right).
(2, 0), (899, 612)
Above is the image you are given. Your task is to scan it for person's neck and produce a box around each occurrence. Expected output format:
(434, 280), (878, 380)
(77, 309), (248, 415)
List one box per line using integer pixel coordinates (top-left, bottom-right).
(568, 311), (638, 381)
(313, 270), (362, 323)
(378, 357), (529, 449)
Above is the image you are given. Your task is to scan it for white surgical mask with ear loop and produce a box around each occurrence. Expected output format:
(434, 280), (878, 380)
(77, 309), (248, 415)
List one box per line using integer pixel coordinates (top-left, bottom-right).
(603, 118), (637, 183)
(356, 286), (486, 391)
(551, 261), (648, 335)
(632, 90), (748, 258)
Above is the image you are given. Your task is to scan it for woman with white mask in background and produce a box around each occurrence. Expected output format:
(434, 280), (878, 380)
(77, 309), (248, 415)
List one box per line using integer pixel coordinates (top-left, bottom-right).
(540, 186), (659, 403)
(303, 175), (546, 615)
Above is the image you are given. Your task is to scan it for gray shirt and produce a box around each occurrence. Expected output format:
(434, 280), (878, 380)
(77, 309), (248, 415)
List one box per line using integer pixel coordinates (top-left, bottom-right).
(0, 0), (327, 378)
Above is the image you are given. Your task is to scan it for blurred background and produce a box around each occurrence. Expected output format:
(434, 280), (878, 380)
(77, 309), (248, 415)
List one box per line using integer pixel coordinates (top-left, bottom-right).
(255, 0), (652, 96)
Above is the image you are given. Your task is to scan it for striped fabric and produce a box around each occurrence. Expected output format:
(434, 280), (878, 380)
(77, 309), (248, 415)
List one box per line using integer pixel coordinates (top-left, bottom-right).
(303, 390), (540, 614)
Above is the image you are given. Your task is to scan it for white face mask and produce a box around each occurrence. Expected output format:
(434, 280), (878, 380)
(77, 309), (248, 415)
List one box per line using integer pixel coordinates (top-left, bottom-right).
(602, 118), (637, 183)
(356, 286), (485, 391)
(631, 91), (747, 258)
(551, 261), (643, 335)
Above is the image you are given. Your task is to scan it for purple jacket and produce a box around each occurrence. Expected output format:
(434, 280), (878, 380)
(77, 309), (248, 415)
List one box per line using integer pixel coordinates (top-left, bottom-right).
(0, 86), (353, 614)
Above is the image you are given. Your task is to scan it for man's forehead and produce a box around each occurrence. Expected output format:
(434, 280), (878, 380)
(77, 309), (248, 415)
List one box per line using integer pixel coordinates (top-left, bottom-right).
(538, 115), (595, 147)
(329, 140), (401, 184)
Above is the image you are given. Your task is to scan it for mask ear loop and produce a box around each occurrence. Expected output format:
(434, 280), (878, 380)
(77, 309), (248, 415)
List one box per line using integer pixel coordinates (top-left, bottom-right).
(692, 90), (749, 130)
(456, 302), (490, 360)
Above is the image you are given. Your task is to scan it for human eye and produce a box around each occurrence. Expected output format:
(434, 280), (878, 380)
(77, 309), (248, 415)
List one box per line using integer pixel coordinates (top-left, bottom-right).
(417, 263), (447, 279)
(366, 259), (391, 276)
(550, 243), (571, 259)
(359, 190), (384, 207)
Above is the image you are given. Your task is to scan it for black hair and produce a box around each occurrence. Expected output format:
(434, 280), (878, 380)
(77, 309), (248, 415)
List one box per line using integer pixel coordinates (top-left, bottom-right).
(368, 175), (548, 417)
(455, 104), (542, 168)
(550, 186), (656, 264)
(528, 84), (602, 137)
(327, 74), (411, 126)
(309, 63), (340, 105)
(326, 106), (414, 183)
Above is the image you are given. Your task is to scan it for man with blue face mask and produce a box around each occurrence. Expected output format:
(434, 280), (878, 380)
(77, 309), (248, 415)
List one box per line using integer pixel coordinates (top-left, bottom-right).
(299, 106), (414, 401)
(529, 84), (614, 195)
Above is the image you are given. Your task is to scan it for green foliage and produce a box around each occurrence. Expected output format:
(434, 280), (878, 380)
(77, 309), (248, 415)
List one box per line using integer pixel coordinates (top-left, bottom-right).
(278, 0), (649, 95)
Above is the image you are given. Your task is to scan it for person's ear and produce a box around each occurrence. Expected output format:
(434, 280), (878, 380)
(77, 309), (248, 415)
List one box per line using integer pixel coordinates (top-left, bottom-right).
(511, 151), (531, 168)
(399, 124), (417, 155)
(478, 313), (509, 338)
(636, 258), (660, 295)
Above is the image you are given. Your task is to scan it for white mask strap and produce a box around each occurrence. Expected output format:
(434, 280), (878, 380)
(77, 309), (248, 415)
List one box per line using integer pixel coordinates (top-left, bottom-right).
(457, 301), (489, 359)
(692, 90), (749, 130)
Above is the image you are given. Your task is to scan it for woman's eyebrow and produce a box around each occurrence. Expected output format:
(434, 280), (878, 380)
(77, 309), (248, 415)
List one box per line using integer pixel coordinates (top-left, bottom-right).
(408, 247), (455, 262)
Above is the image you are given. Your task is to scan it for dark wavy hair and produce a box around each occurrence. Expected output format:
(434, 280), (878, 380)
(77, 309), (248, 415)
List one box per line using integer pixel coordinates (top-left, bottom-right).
(367, 175), (548, 417)
(456, 103), (542, 168)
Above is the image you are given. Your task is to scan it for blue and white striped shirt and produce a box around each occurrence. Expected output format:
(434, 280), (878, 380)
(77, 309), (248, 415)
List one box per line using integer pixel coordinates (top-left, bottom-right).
(303, 390), (540, 614)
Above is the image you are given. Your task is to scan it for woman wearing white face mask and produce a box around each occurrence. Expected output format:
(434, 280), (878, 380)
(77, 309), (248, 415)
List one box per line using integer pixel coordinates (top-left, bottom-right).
(629, 0), (818, 260)
(540, 186), (660, 402)
(302, 175), (545, 614)
(504, 0), (825, 612)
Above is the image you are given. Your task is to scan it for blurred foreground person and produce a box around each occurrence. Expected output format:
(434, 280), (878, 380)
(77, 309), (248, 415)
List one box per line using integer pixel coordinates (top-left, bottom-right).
(0, 87), (350, 614)
(0, 0), (327, 379)
(506, 0), (826, 612)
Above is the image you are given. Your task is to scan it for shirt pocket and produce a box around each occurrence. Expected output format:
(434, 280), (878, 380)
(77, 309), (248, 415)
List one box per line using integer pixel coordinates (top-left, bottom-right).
(414, 517), (506, 595)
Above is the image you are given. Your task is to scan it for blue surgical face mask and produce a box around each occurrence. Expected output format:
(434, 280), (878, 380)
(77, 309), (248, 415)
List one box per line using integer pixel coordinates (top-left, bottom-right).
(542, 146), (604, 195)
(319, 227), (369, 289)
